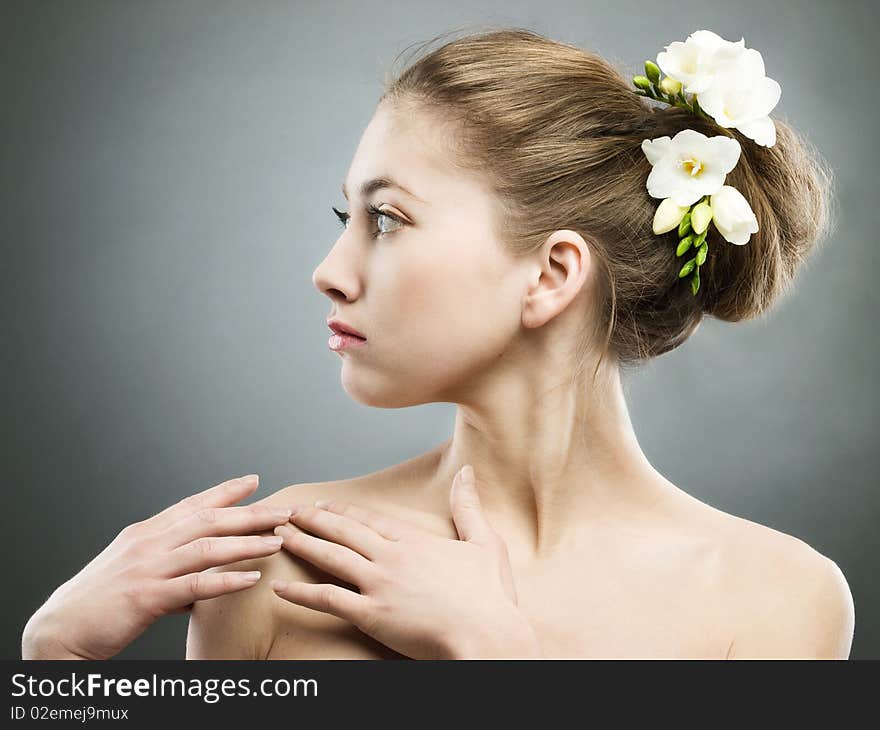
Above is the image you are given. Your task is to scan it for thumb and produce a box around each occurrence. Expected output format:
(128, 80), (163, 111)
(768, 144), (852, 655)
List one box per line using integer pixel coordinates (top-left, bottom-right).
(450, 465), (519, 604)
(450, 464), (495, 545)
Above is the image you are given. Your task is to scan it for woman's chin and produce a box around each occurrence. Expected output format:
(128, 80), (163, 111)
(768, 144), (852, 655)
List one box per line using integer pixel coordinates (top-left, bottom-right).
(340, 369), (431, 409)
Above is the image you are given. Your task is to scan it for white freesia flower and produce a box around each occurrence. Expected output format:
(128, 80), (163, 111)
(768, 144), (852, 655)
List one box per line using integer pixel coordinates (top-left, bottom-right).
(641, 128), (742, 207)
(656, 30), (745, 95)
(696, 48), (781, 147)
(655, 30), (782, 147)
(709, 185), (759, 244)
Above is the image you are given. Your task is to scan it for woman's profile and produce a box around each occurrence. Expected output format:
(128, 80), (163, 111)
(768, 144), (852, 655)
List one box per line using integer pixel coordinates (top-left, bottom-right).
(22, 26), (853, 661)
(182, 27), (854, 659)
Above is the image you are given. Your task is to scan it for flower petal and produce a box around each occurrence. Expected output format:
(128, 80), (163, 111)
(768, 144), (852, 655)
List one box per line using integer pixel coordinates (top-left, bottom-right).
(670, 186), (705, 207)
(707, 135), (743, 174)
(641, 136), (672, 166)
(735, 116), (777, 147)
(695, 85), (736, 128)
(645, 162), (685, 200)
(734, 47), (766, 83)
(748, 76), (782, 119)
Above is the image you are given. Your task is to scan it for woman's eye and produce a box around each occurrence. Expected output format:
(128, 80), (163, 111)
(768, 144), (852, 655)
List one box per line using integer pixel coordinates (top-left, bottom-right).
(373, 209), (403, 235)
(331, 205), (404, 237)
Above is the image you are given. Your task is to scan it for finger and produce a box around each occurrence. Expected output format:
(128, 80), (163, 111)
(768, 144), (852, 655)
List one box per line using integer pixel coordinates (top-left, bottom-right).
(161, 534), (285, 577)
(270, 578), (371, 628)
(288, 506), (387, 560)
(450, 465), (496, 546)
(160, 568), (264, 610)
(159, 503), (294, 548)
(274, 523), (375, 588)
(146, 474), (261, 532)
(449, 466), (518, 601)
(310, 499), (422, 543)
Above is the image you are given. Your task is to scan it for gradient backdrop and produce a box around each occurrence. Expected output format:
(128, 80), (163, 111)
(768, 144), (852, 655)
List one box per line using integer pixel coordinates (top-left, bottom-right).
(3, 0), (877, 659)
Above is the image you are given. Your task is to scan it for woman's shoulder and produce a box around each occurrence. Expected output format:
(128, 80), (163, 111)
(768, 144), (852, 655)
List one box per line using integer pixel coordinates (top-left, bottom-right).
(259, 443), (452, 531)
(186, 471), (411, 660)
(245, 451), (451, 659)
(684, 497), (855, 658)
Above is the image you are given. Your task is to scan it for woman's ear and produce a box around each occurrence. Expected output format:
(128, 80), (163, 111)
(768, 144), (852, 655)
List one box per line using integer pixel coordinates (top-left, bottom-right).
(521, 229), (592, 329)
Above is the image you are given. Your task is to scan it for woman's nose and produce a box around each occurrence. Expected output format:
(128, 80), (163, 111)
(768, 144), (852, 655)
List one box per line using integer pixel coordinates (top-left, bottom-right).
(312, 257), (360, 304)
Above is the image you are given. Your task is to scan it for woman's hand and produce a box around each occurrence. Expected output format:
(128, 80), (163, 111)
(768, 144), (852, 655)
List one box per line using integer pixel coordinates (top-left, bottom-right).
(270, 465), (543, 659)
(21, 474), (294, 660)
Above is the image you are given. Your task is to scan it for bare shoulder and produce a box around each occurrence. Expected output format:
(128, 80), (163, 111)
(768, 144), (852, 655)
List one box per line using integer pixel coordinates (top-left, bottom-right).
(709, 510), (855, 659)
(185, 477), (380, 660)
(247, 453), (449, 659)
(187, 448), (448, 659)
(254, 478), (394, 659)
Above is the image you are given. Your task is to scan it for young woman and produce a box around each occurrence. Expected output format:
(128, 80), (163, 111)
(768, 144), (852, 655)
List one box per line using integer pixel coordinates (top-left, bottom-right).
(23, 28), (854, 660)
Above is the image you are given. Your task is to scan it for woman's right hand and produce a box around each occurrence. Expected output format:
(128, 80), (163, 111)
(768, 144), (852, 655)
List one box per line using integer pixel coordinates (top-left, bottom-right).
(21, 474), (293, 660)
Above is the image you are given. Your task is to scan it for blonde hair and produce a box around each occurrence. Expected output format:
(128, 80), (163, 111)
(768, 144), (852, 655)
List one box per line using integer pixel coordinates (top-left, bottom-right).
(379, 27), (836, 383)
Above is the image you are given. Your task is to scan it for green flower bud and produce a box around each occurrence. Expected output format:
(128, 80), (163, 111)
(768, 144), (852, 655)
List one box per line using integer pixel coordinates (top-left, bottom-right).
(695, 242), (708, 266)
(677, 211), (692, 238)
(676, 235), (694, 257)
(678, 257), (696, 278)
(644, 61), (661, 84)
(633, 75), (652, 90)
(691, 269), (700, 295)
(694, 227), (708, 246)
(658, 76), (682, 96)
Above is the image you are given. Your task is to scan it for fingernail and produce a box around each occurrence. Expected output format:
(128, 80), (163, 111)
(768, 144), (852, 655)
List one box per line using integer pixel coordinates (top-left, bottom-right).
(461, 464), (475, 485)
(261, 535), (283, 547)
(240, 474), (259, 485)
(272, 507), (293, 519)
(243, 571), (261, 582)
(290, 505), (304, 515)
(271, 579), (288, 592)
(314, 499), (331, 509)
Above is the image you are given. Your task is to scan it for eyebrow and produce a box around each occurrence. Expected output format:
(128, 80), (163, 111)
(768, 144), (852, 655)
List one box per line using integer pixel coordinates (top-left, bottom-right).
(341, 176), (425, 204)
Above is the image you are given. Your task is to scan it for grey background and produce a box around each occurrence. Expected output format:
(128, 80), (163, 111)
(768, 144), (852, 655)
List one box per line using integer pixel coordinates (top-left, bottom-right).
(2, 0), (877, 659)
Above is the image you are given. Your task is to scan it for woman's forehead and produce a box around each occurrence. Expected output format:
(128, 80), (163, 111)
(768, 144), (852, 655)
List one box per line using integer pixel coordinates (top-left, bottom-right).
(346, 105), (494, 213)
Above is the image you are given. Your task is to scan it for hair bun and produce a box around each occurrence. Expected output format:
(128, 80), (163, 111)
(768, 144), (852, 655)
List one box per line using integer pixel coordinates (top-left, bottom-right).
(694, 117), (835, 321)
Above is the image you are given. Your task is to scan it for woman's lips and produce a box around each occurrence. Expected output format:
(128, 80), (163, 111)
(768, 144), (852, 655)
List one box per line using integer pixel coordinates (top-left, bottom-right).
(326, 317), (367, 351)
(328, 332), (367, 351)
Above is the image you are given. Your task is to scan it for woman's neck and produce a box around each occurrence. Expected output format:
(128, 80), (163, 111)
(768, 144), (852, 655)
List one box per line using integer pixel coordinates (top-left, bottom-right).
(433, 362), (669, 559)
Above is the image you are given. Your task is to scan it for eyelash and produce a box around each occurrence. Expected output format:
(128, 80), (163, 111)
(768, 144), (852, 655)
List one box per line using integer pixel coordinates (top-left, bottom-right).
(331, 204), (404, 237)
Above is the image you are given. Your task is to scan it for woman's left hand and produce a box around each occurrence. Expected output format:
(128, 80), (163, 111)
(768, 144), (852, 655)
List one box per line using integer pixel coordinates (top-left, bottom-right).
(269, 465), (543, 659)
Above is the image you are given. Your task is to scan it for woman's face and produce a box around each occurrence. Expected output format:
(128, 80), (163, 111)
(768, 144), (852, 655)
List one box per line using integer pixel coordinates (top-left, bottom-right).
(312, 102), (532, 408)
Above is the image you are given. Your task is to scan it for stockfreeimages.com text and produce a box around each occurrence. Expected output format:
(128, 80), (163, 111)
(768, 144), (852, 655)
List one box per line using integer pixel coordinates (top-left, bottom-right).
(11, 672), (317, 704)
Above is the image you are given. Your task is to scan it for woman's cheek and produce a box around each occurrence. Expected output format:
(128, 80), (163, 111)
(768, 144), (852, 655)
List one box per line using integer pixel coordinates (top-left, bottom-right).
(365, 240), (518, 399)
(404, 269), (511, 385)
(396, 262), (467, 357)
